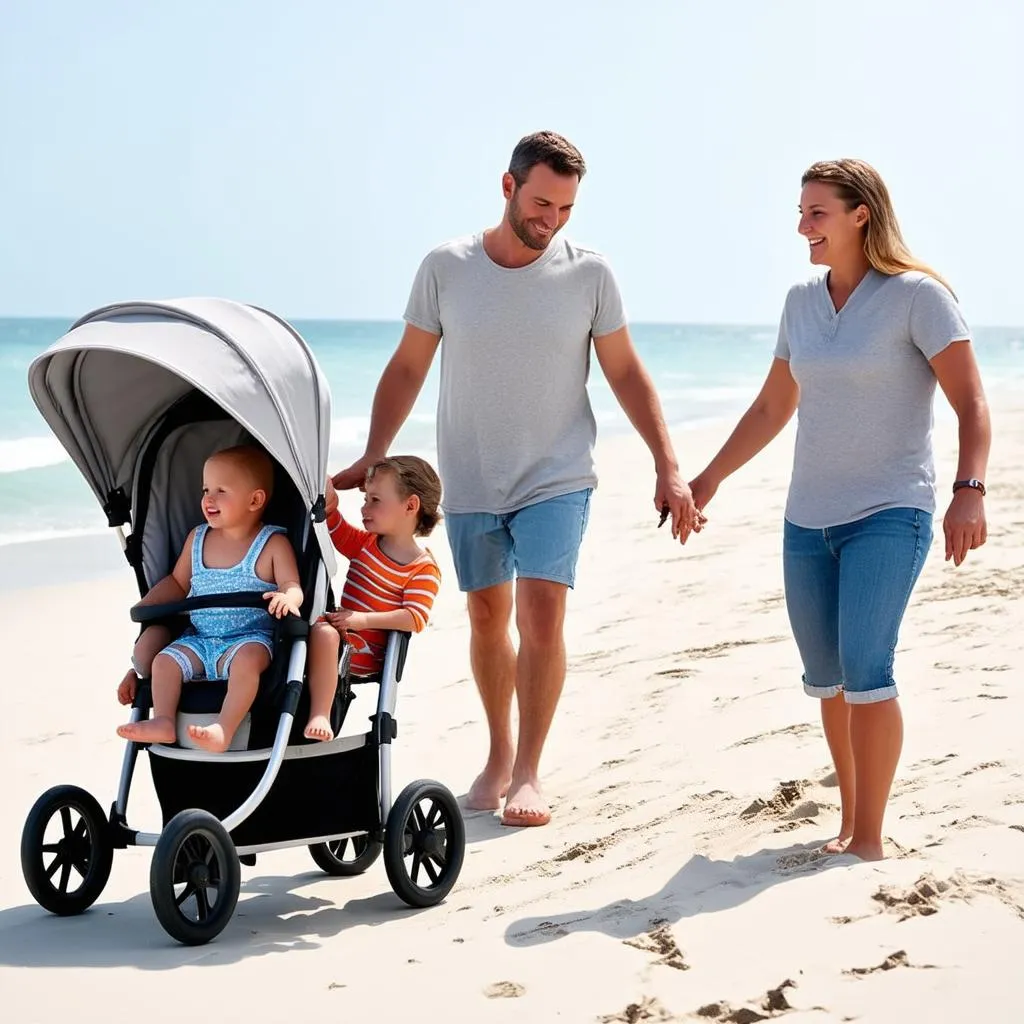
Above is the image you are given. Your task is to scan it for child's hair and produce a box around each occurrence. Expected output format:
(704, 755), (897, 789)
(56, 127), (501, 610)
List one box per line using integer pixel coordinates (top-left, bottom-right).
(210, 444), (275, 502)
(366, 455), (442, 536)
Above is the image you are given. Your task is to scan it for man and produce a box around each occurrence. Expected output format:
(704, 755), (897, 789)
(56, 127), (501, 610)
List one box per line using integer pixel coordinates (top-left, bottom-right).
(333, 130), (700, 826)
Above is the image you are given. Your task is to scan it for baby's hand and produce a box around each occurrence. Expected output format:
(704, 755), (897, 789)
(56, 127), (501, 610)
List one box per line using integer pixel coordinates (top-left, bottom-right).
(117, 669), (138, 706)
(265, 591), (302, 618)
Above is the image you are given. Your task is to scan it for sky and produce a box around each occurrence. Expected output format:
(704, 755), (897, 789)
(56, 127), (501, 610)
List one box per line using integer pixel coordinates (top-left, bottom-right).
(1, 1), (1021, 325)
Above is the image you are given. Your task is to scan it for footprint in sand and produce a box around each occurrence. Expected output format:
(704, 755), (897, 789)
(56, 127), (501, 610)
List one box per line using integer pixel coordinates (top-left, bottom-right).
(483, 981), (525, 999)
(843, 950), (937, 976)
(598, 996), (675, 1023)
(692, 978), (819, 1021)
(869, 872), (1024, 921)
(740, 780), (807, 820)
(622, 920), (689, 971)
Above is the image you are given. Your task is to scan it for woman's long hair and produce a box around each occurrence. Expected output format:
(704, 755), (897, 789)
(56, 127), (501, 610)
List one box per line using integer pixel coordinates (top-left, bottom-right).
(802, 159), (955, 297)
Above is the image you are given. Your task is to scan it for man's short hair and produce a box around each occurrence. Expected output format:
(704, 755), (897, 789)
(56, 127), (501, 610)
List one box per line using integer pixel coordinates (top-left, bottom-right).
(508, 131), (586, 186)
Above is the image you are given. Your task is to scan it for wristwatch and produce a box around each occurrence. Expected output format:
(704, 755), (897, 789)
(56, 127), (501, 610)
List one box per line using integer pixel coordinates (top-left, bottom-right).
(952, 478), (986, 496)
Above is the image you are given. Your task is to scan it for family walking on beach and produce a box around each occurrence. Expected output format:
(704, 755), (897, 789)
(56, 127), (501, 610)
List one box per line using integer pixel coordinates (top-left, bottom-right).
(114, 130), (991, 862)
(329, 131), (991, 861)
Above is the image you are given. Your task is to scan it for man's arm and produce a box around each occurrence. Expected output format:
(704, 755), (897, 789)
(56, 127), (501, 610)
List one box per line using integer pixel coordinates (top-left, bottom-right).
(594, 326), (678, 472)
(333, 324), (441, 489)
(593, 327), (699, 543)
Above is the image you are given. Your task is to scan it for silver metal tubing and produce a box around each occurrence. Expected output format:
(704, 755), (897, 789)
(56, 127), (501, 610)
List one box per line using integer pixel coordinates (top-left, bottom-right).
(235, 830), (369, 857)
(114, 709), (144, 818)
(376, 632), (403, 822)
(220, 637), (307, 834)
(134, 832), (160, 847)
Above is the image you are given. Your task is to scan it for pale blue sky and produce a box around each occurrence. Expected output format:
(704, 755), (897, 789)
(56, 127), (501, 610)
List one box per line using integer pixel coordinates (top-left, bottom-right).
(2, 1), (1020, 324)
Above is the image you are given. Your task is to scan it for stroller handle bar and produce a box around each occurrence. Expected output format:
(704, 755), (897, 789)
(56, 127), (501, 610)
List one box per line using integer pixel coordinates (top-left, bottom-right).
(132, 592), (292, 624)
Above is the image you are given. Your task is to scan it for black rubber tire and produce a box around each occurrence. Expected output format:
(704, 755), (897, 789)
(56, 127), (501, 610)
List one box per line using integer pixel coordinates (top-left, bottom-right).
(21, 785), (114, 916)
(383, 780), (465, 908)
(309, 834), (383, 876)
(150, 809), (240, 946)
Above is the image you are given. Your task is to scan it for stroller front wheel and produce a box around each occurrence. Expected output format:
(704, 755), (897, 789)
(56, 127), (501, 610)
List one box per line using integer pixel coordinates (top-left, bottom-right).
(384, 780), (466, 908)
(21, 785), (114, 916)
(150, 809), (241, 946)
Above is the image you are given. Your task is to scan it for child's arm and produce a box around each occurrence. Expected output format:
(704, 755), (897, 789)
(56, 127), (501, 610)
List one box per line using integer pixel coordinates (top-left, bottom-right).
(132, 529), (194, 609)
(325, 608), (417, 633)
(264, 533), (304, 618)
(325, 476), (374, 559)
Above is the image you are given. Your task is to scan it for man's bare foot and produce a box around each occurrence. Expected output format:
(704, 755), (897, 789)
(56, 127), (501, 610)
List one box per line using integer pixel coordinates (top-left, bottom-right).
(187, 723), (231, 753)
(117, 716), (175, 744)
(844, 839), (885, 862)
(501, 778), (551, 827)
(304, 715), (334, 742)
(466, 766), (512, 811)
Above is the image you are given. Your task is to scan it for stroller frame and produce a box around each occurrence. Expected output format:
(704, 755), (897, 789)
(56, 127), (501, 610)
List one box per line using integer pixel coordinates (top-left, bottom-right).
(19, 299), (466, 945)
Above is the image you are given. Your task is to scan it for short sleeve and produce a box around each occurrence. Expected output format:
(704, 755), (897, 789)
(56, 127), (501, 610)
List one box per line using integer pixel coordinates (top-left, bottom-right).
(908, 276), (970, 360)
(592, 259), (628, 338)
(402, 252), (443, 335)
(401, 560), (441, 632)
(774, 303), (791, 361)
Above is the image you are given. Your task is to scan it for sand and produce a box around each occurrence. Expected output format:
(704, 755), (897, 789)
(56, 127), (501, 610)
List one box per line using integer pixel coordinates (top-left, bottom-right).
(1, 391), (1021, 1023)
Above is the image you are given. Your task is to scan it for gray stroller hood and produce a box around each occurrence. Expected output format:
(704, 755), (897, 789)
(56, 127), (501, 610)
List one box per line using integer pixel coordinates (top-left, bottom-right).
(28, 298), (337, 581)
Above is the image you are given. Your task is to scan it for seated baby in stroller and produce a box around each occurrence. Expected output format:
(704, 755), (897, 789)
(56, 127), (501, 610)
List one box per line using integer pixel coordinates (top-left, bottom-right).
(115, 444), (307, 753)
(303, 455), (443, 742)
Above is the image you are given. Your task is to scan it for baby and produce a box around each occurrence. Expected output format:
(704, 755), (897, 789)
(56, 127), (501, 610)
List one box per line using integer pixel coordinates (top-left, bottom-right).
(302, 456), (442, 741)
(116, 445), (302, 753)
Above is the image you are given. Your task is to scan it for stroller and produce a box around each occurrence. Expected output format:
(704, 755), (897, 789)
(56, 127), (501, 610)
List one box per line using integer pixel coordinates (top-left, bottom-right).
(18, 298), (466, 945)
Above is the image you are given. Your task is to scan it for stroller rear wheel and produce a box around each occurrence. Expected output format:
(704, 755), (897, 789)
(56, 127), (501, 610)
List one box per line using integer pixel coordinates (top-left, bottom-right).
(21, 785), (114, 915)
(309, 834), (382, 876)
(150, 809), (241, 945)
(384, 780), (465, 908)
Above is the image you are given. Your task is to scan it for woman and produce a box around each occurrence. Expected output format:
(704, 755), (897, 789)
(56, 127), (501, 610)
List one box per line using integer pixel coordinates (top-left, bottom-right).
(690, 159), (991, 861)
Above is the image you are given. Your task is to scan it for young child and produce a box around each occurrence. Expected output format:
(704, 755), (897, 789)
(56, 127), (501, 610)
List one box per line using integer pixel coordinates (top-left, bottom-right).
(116, 445), (303, 753)
(303, 456), (442, 741)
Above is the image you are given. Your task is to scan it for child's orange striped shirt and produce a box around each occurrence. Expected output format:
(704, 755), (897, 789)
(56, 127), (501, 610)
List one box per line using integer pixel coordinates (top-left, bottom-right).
(326, 509), (441, 676)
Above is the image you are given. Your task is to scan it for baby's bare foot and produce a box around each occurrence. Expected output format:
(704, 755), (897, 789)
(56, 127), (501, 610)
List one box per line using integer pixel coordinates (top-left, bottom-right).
(117, 716), (175, 744)
(304, 715), (334, 742)
(188, 723), (231, 753)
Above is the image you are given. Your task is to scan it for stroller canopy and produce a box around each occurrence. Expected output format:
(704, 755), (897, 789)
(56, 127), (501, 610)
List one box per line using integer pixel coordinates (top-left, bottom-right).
(28, 298), (335, 574)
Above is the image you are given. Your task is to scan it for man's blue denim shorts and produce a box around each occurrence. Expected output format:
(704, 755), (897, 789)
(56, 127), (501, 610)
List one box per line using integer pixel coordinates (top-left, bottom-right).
(444, 488), (593, 593)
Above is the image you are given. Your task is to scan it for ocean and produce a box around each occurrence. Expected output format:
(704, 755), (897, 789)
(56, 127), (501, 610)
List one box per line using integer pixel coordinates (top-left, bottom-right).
(1, 315), (1021, 551)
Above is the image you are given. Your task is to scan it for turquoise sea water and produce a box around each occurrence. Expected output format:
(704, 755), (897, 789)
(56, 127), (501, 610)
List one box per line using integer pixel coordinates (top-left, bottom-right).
(1, 315), (1021, 548)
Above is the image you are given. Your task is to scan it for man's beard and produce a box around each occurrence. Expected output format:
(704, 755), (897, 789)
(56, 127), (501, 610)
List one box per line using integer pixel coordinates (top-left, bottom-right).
(508, 193), (552, 251)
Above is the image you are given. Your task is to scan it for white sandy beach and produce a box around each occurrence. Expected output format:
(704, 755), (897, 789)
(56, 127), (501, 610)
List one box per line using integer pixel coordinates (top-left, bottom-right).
(1, 392), (1022, 1023)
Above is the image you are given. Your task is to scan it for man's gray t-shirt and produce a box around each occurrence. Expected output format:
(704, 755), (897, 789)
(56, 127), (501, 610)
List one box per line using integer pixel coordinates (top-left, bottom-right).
(403, 233), (627, 514)
(774, 269), (970, 529)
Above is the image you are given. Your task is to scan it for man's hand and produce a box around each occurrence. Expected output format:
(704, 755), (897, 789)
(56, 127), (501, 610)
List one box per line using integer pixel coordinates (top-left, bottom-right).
(265, 590), (302, 618)
(943, 489), (987, 566)
(323, 609), (368, 633)
(655, 466), (704, 544)
(332, 455), (376, 491)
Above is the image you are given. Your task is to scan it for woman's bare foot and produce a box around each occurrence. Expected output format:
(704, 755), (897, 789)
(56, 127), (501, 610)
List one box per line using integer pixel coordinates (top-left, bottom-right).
(844, 839), (886, 861)
(304, 715), (334, 742)
(188, 723), (232, 753)
(466, 765), (512, 811)
(117, 716), (175, 744)
(501, 778), (551, 827)
(821, 830), (853, 854)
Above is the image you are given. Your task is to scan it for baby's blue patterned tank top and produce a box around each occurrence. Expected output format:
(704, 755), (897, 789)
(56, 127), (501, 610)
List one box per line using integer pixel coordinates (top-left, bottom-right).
(188, 524), (286, 640)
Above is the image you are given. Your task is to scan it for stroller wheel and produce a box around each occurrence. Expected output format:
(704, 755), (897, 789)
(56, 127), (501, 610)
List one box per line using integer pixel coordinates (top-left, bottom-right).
(309, 834), (382, 876)
(384, 780), (466, 908)
(21, 785), (114, 916)
(150, 809), (240, 945)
